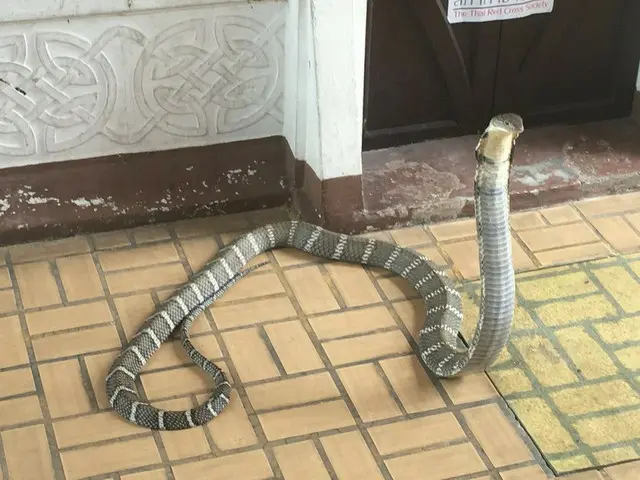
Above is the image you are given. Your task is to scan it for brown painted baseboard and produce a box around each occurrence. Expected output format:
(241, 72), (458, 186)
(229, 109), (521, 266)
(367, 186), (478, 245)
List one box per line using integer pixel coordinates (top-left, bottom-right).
(285, 149), (365, 234)
(3, 108), (640, 246)
(0, 136), (290, 246)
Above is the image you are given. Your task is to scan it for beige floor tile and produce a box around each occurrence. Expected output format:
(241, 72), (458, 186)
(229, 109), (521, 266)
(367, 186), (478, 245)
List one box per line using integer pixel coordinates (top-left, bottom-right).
(14, 261), (61, 309)
(321, 430), (384, 480)
(536, 242), (614, 267)
(518, 223), (599, 252)
(590, 216), (640, 252)
(10, 236), (89, 263)
(510, 211), (546, 230)
(284, 266), (339, 314)
(171, 450), (272, 480)
(430, 218), (477, 241)
(25, 300), (112, 335)
(500, 465), (550, 479)
(541, 204), (582, 225)
(379, 355), (446, 413)
(0, 289), (16, 314)
(258, 400), (355, 441)
(121, 469), (168, 480)
(325, 263), (381, 307)
(604, 460), (640, 480)
(322, 330), (411, 366)
(309, 305), (396, 340)
(265, 320), (324, 374)
(389, 225), (432, 246)
(338, 363), (402, 422)
(114, 293), (158, 340)
(31, 324), (121, 361)
(83, 351), (118, 409)
(245, 372), (339, 411)
(462, 404), (533, 467)
(274, 440), (331, 480)
(57, 253), (104, 301)
(385, 442), (487, 480)
(0, 367), (35, 398)
(575, 192), (640, 217)
(106, 263), (188, 293)
(368, 412), (466, 455)
(0, 395), (42, 427)
(60, 436), (161, 480)
(440, 372), (498, 404)
(93, 231), (131, 250)
(376, 276), (418, 301)
(38, 359), (92, 418)
(0, 266), (11, 289)
(273, 248), (318, 267)
(180, 236), (219, 271)
(99, 242), (180, 271)
(222, 328), (280, 383)
(54, 411), (145, 448)
(131, 224), (171, 244)
(0, 315), (29, 368)
(2, 425), (55, 480)
(218, 271), (285, 303)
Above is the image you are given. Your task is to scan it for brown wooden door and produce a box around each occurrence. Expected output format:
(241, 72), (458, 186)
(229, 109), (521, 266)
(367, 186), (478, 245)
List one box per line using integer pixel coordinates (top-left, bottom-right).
(492, 0), (640, 127)
(362, 0), (501, 150)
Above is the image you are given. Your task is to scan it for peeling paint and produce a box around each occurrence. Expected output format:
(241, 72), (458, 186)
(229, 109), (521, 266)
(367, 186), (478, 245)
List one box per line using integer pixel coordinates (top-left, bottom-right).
(512, 160), (576, 188)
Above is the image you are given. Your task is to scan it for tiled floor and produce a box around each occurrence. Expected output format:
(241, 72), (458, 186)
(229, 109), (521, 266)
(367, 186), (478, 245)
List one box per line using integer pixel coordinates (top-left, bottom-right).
(1, 192), (640, 480)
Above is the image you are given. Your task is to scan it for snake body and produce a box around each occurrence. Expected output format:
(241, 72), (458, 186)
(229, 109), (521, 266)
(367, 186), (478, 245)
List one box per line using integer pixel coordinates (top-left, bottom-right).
(106, 114), (523, 430)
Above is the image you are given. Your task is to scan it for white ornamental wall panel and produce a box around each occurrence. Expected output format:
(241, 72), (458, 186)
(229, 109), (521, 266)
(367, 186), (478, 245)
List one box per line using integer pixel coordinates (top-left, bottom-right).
(0, 2), (286, 168)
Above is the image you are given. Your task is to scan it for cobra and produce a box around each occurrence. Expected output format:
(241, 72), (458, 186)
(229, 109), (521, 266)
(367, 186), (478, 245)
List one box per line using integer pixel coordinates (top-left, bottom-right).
(105, 113), (524, 430)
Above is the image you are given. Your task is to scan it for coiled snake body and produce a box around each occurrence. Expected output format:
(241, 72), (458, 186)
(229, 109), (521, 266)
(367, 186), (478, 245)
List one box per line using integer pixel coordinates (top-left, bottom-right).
(106, 114), (524, 430)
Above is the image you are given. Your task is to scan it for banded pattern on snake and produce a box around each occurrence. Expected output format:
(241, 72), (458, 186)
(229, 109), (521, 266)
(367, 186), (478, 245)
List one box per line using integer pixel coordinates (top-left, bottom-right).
(106, 113), (524, 430)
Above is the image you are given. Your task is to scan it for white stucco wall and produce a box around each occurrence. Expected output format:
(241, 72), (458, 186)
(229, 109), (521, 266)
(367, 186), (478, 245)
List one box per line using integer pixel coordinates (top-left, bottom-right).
(0, 0), (367, 182)
(0, 1), (287, 168)
(283, 0), (366, 180)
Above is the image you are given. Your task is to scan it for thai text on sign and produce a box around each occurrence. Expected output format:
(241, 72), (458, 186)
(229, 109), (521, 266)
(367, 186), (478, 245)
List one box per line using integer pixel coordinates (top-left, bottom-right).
(447, 0), (554, 24)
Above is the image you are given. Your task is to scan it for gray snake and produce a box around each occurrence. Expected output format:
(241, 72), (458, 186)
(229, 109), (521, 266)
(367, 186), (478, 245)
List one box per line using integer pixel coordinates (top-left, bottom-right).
(106, 113), (524, 430)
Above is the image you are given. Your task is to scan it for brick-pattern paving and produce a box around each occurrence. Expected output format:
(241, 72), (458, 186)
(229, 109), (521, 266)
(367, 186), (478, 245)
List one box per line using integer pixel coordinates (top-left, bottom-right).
(0, 193), (639, 479)
(483, 254), (640, 474)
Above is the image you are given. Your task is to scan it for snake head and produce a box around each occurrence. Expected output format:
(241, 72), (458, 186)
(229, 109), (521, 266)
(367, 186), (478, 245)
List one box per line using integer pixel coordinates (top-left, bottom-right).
(488, 113), (524, 137)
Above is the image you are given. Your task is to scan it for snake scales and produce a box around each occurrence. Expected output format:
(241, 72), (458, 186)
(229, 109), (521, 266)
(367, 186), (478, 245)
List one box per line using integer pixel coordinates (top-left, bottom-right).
(106, 113), (524, 430)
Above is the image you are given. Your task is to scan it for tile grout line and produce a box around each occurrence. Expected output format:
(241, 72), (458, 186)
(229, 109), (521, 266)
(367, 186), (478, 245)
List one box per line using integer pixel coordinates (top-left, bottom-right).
(3, 249), (67, 480)
(49, 259), (69, 306)
(266, 246), (396, 480)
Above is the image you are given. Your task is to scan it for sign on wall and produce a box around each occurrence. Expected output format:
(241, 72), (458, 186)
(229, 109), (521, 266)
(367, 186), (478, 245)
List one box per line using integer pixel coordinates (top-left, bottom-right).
(447, 0), (554, 24)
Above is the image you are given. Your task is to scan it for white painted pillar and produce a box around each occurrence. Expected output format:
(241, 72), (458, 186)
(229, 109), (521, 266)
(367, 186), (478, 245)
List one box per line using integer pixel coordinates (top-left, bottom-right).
(284, 0), (368, 181)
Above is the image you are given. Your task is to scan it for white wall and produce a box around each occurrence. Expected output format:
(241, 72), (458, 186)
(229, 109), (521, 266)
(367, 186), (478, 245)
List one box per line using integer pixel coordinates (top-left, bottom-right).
(0, 0), (368, 181)
(0, 1), (287, 168)
(283, 0), (367, 180)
